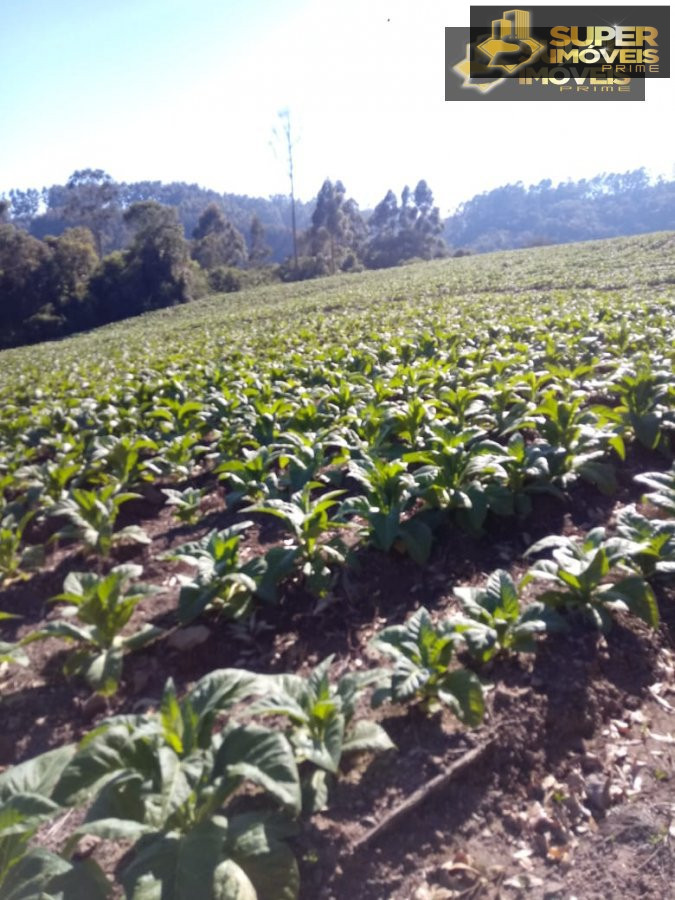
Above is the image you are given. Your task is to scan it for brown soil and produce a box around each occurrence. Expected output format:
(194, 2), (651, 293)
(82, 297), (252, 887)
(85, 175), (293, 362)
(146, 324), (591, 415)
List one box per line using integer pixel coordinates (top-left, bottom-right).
(1, 453), (674, 899)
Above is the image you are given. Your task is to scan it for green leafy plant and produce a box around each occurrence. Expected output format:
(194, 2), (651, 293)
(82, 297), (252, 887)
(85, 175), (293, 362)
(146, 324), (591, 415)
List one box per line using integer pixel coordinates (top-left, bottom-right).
(252, 656), (393, 811)
(0, 612), (29, 667)
(52, 484), (150, 556)
(54, 671), (301, 900)
(404, 426), (513, 534)
(25, 565), (161, 695)
(386, 395), (433, 446)
(484, 384), (534, 438)
(162, 486), (206, 526)
(216, 445), (280, 508)
(0, 745), (110, 899)
(499, 432), (565, 517)
(0, 510), (43, 587)
(600, 364), (672, 450)
(272, 429), (349, 493)
(635, 465), (675, 517)
(453, 569), (559, 662)
(371, 607), (484, 723)
(147, 396), (208, 435)
(17, 452), (83, 503)
(533, 391), (620, 495)
(524, 528), (659, 631)
(434, 385), (484, 432)
(340, 456), (433, 564)
(612, 505), (675, 579)
(165, 521), (267, 622)
(142, 431), (206, 481)
(87, 434), (158, 488)
(247, 485), (347, 598)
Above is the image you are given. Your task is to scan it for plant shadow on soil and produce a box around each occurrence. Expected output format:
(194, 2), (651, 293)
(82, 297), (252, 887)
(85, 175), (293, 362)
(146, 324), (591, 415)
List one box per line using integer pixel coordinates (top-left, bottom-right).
(1, 455), (672, 897)
(296, 607), (666, 899)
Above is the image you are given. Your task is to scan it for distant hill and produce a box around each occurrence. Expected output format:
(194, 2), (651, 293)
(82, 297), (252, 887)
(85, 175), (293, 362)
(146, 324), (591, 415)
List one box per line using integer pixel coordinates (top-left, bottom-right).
(14, 180), (315, 263)
(444, 169), (675, 253)
(5, 167), (675, 263)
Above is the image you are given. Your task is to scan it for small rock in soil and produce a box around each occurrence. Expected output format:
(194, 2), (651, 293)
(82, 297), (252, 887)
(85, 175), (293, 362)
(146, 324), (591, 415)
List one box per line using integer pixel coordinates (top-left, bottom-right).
(79, 694), (108, 720)
(167, 625), (210, 652)
(585, 773), (611, 814)
(73, 834), (101, 860)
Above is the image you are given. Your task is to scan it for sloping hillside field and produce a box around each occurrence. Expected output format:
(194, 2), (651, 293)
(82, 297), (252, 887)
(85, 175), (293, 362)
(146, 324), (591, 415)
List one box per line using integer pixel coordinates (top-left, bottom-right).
(1, 233), (674, 898)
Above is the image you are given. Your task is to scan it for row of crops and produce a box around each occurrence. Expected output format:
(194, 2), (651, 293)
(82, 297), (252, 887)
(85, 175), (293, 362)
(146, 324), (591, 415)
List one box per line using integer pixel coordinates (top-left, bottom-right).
(0, 234), (674, 897)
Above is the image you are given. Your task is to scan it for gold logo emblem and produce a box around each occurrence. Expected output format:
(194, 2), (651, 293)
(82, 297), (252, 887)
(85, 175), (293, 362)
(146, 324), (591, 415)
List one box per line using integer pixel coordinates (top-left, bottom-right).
(454, 9), (546, 92)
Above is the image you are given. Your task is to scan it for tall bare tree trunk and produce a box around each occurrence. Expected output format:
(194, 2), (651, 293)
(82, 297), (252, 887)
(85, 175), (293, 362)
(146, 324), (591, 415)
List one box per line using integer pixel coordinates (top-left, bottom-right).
(278, 110), (299, 272)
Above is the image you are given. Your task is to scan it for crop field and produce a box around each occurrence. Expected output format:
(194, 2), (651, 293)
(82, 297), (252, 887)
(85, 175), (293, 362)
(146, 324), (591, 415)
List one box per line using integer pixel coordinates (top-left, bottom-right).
(1, 231), (675, 899)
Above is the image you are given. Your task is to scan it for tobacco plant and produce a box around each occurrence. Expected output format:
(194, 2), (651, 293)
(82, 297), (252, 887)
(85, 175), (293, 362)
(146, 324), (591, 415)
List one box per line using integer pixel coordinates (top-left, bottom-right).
(0, 746), (109, 899)
(51, 484), (149, 557)
(165, 522), (260, 622)
(24, 565), (161, 695)
(162, 486), (206, 526)
(340, 456), (433, 564)
(54, 672), (301, 899)
(635, 465), (675, 517)
(524, 529), (659, 631)
(216, 445), (280, 508)
(246, 485), (348, 597)
(251, 656), (393, 811)
(0, 510), (43, 587)
(612, 505), (675, 579)
(371, 607), (485, 724)
(453, 569), (558, 662)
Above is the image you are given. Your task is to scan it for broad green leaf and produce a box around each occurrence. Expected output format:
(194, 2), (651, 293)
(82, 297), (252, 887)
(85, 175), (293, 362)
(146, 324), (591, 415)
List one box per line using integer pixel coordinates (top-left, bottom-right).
(296, 713), (344, 774)
(630, 411), (660, 449)
(121, 832), (180, 900)
(160, 680), (184, 754)
(342, 719), (395, 755)
(213, 859), (257, 900)
(1, 848), (109, 900)
(301, 769), (330, 814)
(579, 548), (610, 591)
(215, 725), (301, 814)
(85, 645), (124, 695)
(174, 821), (230, 899)
(485, 569), (519, 619)
(391, 658), (430, 701)
(72, 817), (154, 842)
(186, 669), (263, 734)
(577, 460), (617, 495)
(0, 745), (75, 803)
(557, 568), (582, 591)
(156, 747), (193, 824)
(439, 669), (485, 726)
(123, 624), (164, 652)
(605, 576), (660, 628)
(227, 812), (299, 900)
(0, 794), (60, 837)
(399, 516), (432, 565)
(53, 723), (158, 806)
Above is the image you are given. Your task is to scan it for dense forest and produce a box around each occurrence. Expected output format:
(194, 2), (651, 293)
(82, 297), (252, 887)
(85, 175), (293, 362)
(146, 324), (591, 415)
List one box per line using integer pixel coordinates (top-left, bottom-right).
(445, 170), (675, 252)
(1, 167), (674, 349)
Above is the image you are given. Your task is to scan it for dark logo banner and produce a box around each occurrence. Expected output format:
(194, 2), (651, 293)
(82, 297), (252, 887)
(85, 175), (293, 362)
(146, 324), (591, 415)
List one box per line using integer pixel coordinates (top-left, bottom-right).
(446, 6), (669, 101)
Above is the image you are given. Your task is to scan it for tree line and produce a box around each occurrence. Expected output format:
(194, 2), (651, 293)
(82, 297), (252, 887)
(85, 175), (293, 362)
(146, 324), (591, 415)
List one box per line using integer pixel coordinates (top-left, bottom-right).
(0, 170), (445, 348)
(1, 167), (674, 349)
(444, 169), (675, 252)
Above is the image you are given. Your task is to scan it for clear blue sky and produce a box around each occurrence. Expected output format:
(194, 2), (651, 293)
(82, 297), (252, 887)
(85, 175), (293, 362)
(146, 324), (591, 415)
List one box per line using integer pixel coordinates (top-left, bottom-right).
(1, 0), (673, 214)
